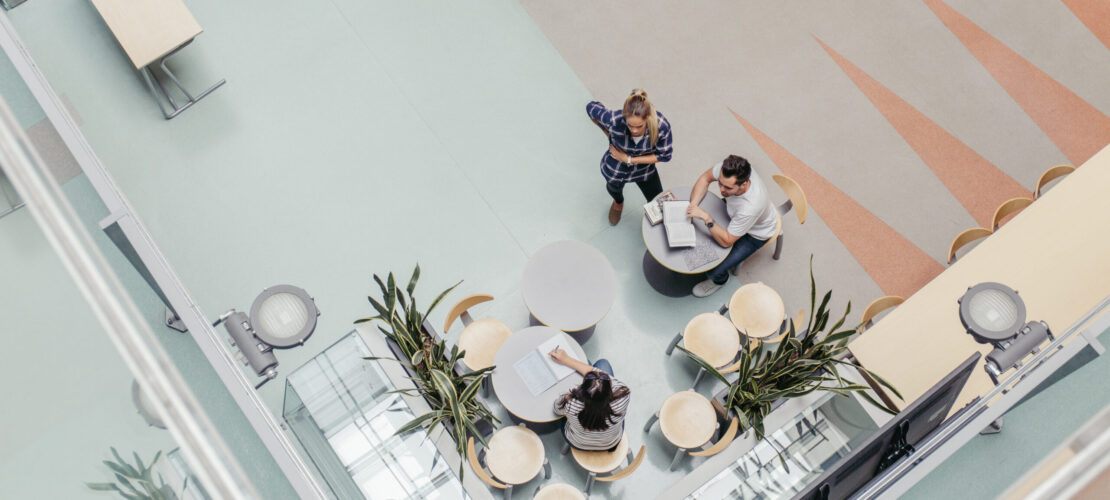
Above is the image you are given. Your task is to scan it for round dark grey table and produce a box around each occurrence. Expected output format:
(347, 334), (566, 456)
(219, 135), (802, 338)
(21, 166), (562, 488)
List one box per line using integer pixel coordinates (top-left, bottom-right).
(641, 186), (731, 296)
(491, 326), (589, 423)
(522, 240), (617, 332)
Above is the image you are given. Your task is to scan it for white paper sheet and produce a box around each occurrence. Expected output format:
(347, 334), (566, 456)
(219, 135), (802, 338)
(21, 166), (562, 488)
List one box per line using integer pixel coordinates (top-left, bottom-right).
(513, 350), (557, 396)
(536, 336), (578, 380)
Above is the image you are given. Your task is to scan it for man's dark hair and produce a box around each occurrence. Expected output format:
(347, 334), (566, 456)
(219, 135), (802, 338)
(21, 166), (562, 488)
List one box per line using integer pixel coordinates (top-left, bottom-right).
(721, 155), (752, 184)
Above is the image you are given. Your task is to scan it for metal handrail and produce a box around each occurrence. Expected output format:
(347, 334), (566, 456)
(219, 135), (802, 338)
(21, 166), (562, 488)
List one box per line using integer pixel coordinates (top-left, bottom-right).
(0, 97), (258, 498)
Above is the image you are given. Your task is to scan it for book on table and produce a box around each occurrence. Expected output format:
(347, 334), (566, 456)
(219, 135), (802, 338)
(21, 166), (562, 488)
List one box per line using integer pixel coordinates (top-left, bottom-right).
(512, 336), (582, 396)
(643, 190), (677, 225)
(662, 200), (697, 248)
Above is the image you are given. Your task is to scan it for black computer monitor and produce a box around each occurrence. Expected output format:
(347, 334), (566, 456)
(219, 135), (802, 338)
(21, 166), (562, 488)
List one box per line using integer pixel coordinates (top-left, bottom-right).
(793, 352), (982, 500)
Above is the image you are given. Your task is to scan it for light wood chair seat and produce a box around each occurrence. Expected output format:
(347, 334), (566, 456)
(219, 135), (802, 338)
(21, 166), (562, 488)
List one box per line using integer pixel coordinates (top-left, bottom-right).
(571, 432), (630, 474)
(728, 282), (785, 339)
(486, 426), (546, 485)
(534, 483), (586, 500)
(458, 318), (513, 370)
(683, 313), (740, 368)
(659, 391), (717, 449)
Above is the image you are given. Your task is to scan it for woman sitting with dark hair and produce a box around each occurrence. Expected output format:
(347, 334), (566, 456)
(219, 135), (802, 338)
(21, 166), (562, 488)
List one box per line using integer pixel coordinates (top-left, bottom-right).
(549, 349), (631, 451)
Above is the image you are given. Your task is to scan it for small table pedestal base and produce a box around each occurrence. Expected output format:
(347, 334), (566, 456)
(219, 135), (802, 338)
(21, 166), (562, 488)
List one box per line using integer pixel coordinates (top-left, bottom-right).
(642, 251), (704, 297)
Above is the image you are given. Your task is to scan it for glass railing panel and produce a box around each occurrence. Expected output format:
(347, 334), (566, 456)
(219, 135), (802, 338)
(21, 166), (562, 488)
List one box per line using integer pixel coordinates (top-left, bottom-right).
(688, 393), (879, 499)
(285, 331), (469, 499)
(0, 84), (258, 497)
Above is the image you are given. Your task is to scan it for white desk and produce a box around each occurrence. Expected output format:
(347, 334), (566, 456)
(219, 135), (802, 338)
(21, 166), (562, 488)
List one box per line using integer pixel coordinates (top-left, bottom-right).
(848, 143), (1110, 411)
(90, 0), (225, 118)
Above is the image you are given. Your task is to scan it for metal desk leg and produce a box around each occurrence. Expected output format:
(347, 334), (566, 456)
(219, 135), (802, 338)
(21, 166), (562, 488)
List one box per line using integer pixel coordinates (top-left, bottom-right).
(139, 41), (226, 119)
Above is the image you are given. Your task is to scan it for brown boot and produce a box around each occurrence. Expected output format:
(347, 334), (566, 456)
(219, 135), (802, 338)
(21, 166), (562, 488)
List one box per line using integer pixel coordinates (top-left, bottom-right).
(608, 202), (623, 226)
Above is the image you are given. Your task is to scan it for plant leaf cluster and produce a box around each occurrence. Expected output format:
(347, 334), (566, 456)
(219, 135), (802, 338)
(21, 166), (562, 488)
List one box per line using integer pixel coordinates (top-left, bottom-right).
(356, 265), (499, 472)
(86, 447), (178, 500)
(681, 257), (901, 441)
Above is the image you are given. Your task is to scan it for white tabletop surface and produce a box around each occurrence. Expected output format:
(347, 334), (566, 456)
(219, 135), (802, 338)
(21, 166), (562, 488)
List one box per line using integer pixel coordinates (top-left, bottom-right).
(522, 240), (617, 331)
(491, 326), (588, 422)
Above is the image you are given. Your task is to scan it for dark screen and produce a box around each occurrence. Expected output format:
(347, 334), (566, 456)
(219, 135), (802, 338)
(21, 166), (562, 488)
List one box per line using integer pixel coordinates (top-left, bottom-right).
(792, 352), (981, 500)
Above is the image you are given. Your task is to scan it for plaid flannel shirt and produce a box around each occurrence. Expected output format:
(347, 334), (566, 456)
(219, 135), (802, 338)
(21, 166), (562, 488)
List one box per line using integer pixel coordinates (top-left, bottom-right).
(587, 101), (674, 184)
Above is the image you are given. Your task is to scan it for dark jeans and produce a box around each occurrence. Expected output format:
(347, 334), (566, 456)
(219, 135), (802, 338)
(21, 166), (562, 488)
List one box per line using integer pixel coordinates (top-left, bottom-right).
(606, 169), (663, 204)
(562, 358), (622, 452)
(707, 234), (769, 285)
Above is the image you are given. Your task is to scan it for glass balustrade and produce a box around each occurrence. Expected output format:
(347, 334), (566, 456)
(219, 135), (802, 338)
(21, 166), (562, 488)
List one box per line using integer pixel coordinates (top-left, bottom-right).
(284, 331), (470, 499)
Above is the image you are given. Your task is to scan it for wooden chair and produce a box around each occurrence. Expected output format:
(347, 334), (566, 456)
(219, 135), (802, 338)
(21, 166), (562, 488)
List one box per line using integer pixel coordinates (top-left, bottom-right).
(850, 296), (906, 410)
(1034, 164), (1075, 199)
(467, 437), (509, 496)
(468, 425), (551, 500)
(732, 174), (807, 275)
(444, 294), (512, 396)
(748, 309), (807, 351)
(569, 433), (646, 495)
(947, 227), (992, 265)
(665, 312), (740, 388)
(532, 482), (586, 500)
(769, 174), (809, 258)
(643, 391), (739, 470)
(991, 197), (1034, 230)
(860, 296), (905, 332)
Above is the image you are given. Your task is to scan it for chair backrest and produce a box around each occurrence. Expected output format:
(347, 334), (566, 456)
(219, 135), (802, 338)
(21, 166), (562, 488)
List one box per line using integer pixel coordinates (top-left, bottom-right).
(772, 174), (808, 224)
(991, 197), (1034, 230)
(760, 214), (783, 250)
(947, 227), (992, 265)
(690, 417), (739, 457)
(443, 294), (495, 332)
(467, 437), (508, 489)
(597, 445), (647, 483)
(1035, 164), (1075, 199)
(860, 296), (905, 330)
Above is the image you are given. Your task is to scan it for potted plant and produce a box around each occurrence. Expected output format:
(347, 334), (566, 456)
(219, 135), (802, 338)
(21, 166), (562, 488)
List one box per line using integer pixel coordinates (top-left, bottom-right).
(681, 257), (901, 441)
(86, 448), (179, 499)
(356, 265), (500, 470)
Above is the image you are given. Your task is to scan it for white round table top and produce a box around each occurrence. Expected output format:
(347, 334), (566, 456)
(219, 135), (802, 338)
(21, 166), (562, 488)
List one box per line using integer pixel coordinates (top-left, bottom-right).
(659, 391), (717, 449)
(571, 432), (630, 474)
(683, 313), (741, 368)
(522, 240), (617, 332)
(534, 483), (587, 500)
(641, 186), (732, 274)
(491, 326), (588, 422)
(729, 282), (786, 339)
(484, 426), (546, 485)
(458, 318), (513, 370)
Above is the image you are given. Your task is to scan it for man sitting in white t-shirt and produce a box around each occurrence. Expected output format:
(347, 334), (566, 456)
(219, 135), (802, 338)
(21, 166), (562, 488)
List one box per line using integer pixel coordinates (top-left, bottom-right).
(686, 155), (778, 297)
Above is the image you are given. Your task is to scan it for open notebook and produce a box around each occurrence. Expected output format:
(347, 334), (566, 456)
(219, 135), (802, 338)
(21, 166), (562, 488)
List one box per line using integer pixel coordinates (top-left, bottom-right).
(513, 336), (583, 396)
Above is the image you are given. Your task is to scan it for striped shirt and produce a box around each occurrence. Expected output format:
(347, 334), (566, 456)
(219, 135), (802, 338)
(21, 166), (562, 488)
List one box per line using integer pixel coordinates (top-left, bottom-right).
(554, 379), (631, 450)
(586, 101), (674, 184)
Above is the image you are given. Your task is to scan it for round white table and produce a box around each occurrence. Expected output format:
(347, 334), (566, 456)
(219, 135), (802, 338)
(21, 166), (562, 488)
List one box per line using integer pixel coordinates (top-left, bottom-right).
(522, 240), (617, 332)
(491, 326), (589, 423)
(641, 187), (731, 296)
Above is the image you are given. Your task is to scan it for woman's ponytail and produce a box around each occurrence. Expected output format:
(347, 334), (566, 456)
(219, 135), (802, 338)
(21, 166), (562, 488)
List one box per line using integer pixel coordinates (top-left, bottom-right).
(623, 89), (659, 147)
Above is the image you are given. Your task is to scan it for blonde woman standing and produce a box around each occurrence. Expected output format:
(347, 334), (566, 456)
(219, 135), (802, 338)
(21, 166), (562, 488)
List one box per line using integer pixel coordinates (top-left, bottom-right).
(587, 89), (674, 225)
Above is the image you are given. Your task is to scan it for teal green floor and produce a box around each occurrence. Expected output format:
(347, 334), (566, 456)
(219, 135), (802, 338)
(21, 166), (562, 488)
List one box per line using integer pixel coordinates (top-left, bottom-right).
(4, 0), (1109, 499)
